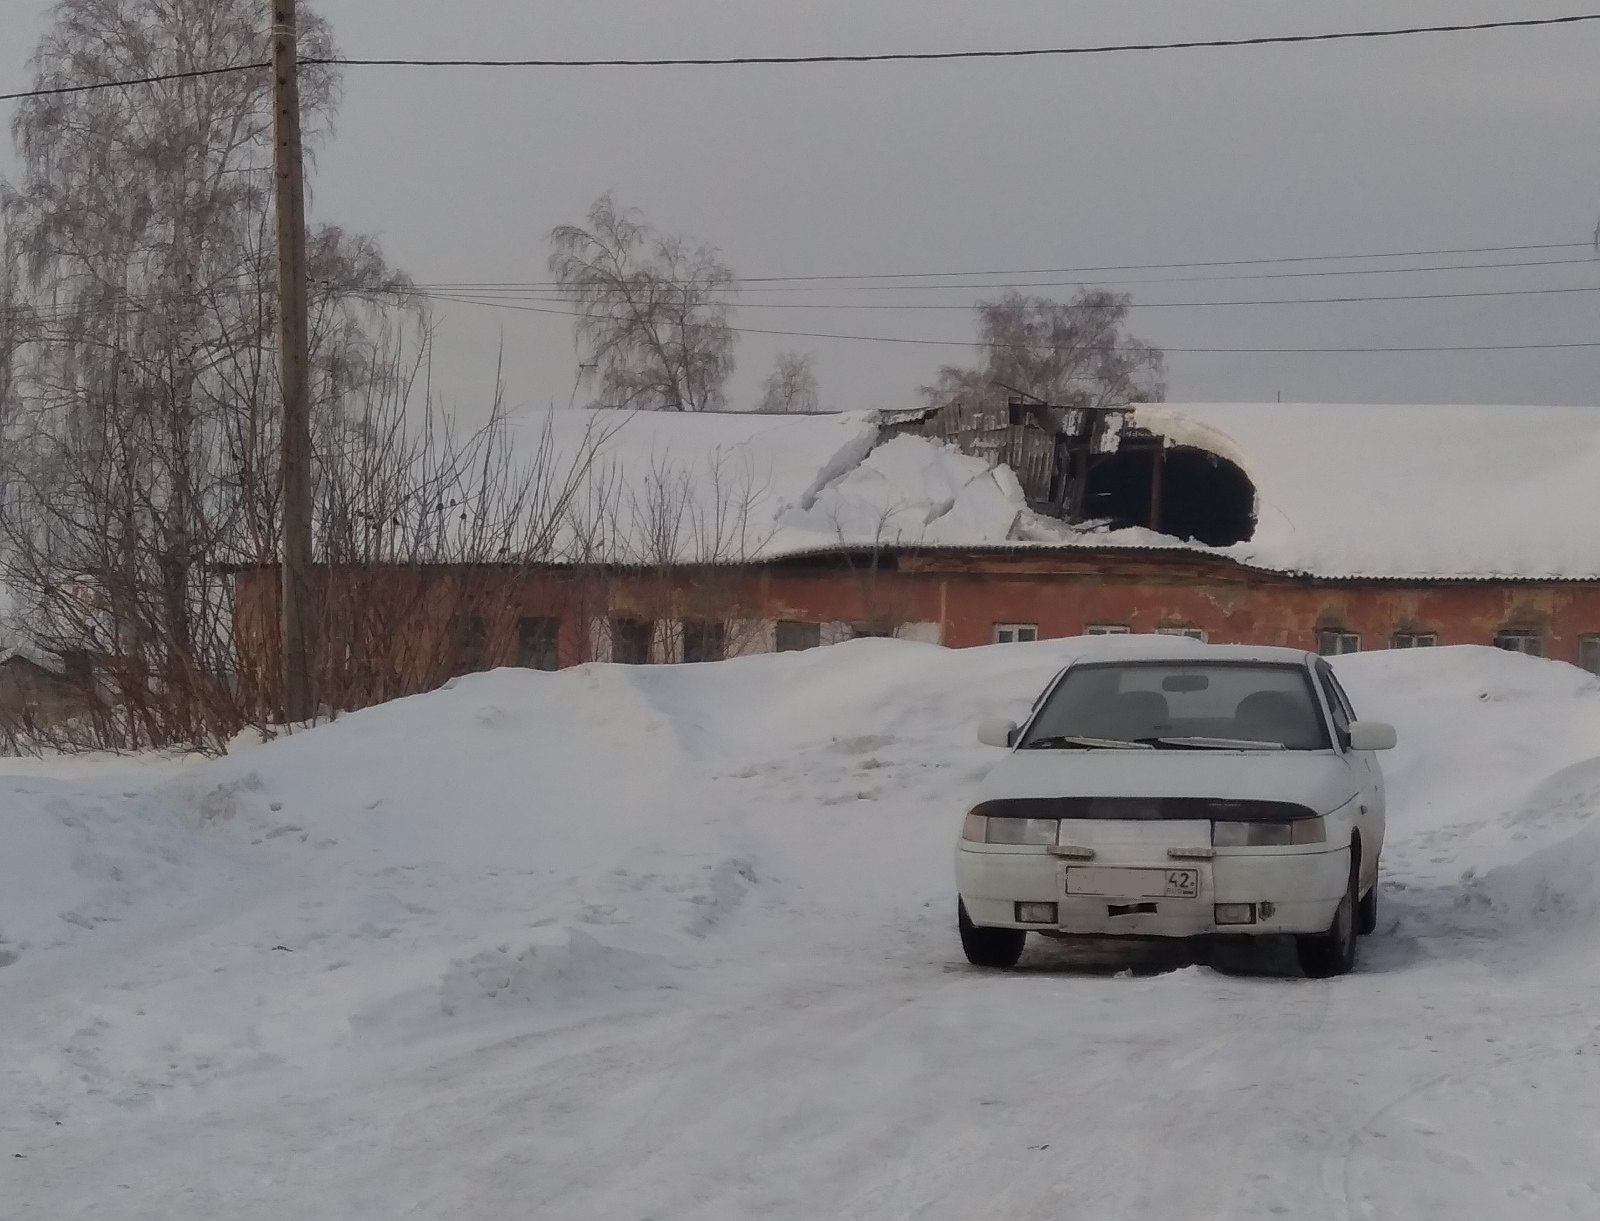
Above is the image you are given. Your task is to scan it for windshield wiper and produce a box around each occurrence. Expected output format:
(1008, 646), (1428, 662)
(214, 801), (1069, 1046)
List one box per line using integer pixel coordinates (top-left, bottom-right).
(1022, 735), (1155, 751)
(1143, 736), (1287, 751)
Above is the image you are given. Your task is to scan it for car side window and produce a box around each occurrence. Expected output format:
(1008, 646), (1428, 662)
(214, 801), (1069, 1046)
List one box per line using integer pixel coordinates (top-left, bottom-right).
(1327, 670), (1360, 722)
(1314, 662), (1352, 749)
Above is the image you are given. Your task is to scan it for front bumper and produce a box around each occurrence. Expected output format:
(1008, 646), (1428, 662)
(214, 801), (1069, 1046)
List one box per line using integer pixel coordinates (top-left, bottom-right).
(956, 843), (1350, 937)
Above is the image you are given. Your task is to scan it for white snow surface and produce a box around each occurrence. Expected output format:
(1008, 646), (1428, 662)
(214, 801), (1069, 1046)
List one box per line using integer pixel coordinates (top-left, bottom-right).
(6, 641), (1600, 1218)
(510, 408), (1028, 562)
(504, 402), (1600, 579)
(1136, 402), (1600, 578)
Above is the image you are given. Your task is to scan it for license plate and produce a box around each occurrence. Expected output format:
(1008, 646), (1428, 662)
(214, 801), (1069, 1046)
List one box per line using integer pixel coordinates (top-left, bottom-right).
(1066, 867), (1200, 899)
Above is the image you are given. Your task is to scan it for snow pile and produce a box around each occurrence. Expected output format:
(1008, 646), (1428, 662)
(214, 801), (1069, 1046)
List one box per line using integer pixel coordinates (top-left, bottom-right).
(6, 641), (1600, 1217)
(0, 774), (224, 966)
(778, 433), (1023, 546)
(1336, 646), (1600, 937)
(1138, 403), (1600, 578)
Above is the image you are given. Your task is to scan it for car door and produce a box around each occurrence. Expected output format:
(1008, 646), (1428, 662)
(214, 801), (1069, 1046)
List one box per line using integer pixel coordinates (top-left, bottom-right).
(1314, 660), (1384, 882)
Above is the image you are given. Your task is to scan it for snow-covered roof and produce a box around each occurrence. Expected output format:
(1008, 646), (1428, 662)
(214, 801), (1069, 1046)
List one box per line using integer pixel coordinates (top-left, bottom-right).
(500, 408), (1027, 564)
(1133, 403), (1600, 580)
(490, 402), (1600, 581)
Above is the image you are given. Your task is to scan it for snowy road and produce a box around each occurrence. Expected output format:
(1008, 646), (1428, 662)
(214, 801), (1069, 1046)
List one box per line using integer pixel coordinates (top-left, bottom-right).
(5, 641), (1600, 1219)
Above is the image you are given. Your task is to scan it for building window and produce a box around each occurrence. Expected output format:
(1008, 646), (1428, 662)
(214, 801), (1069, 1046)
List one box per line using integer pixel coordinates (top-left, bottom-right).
(994, 624), (1039, 644)
(1580, 636), (1600, 676)
(613, 618), (653, 665)
(682, 620), (726, 664)
(1317, 630), (1361, 656)
(775, 620), (821, 652)
(1493, 629), (1543, 657)
(1085, 624), (1130, 636)
(454, 611), (490, 673)
(1156, 626), (1208, 642)
(1391, 632), (1437, 649)
(518, 617), (560, 671)
(850, 622), (895, 639)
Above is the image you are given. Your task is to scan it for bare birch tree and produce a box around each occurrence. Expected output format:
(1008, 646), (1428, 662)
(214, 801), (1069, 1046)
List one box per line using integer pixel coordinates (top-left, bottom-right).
(548, 193), (737, 412)
(0, 0), (421, 750)
(757, 351), (820, 414)
(921, 290), (1165, 413)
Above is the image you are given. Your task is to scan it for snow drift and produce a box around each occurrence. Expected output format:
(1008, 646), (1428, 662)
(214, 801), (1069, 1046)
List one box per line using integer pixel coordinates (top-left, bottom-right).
(6, 641), (1600, 1219)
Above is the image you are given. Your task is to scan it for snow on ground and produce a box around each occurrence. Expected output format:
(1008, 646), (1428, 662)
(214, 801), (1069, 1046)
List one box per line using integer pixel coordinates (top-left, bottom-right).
(5, 642), (1600, 1219)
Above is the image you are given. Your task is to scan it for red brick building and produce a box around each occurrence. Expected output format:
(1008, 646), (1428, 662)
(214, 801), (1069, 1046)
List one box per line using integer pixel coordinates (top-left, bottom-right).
(230, 402), (1600, 707)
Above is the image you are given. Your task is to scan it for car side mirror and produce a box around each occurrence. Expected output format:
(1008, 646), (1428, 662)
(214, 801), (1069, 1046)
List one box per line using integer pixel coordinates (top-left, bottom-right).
(978, 718), (1019, 749)
(1347, 721), (1397, 752)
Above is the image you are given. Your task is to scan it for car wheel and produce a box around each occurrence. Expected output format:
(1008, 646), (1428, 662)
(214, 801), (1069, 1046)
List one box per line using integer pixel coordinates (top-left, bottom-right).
(958, 899), (1026, 969)
(1357, 867), (1379, 936)
(1297, 853), (1359, 978)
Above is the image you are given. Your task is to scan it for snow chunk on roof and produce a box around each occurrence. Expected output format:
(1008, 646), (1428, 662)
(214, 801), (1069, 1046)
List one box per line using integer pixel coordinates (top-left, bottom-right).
(780, 434), (1021, 548)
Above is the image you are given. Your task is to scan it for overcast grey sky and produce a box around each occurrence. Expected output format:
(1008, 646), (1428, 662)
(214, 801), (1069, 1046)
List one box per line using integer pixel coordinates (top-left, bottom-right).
(6, 0), (1600, 416)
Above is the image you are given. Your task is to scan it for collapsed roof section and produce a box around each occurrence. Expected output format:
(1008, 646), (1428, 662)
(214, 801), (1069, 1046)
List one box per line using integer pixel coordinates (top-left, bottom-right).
(469, 401), (1600, 581)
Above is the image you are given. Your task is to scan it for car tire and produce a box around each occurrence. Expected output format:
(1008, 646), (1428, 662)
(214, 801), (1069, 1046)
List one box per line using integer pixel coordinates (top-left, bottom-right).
(958, 899), (1026, 969)
(1297, 852), (1359, 978)
(1357, 868), (1379, 936)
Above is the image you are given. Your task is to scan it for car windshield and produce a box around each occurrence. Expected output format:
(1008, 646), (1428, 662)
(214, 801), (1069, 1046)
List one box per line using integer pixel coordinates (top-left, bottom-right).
(1019, 661), (1330, 751)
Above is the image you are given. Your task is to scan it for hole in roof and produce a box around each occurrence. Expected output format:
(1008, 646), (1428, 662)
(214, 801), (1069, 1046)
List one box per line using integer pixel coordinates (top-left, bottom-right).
(1084, 444), (1257, 547)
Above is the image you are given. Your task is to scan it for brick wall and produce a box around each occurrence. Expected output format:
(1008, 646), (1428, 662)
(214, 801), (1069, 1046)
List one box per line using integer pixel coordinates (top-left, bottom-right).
(231, 551), (1600, 710)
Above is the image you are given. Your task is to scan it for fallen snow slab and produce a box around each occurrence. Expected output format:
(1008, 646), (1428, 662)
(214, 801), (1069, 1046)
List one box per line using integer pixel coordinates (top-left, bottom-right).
(3, 641), (1600, 1219)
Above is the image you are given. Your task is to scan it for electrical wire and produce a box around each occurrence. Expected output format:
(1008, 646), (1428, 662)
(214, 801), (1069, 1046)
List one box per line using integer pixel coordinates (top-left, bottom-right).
(7, 12), (1597, 103)
(0, 62), (268, 104)
(306, 14), (1600, 70)
(417, 290), (1600, 355)
(399, 282), (1600, 313)
(413, 255), (1600, 295)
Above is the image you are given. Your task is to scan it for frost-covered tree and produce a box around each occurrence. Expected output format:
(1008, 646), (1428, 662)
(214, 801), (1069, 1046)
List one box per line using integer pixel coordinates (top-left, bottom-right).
(549, 194), (737, 412)
(921, 290), (1165, 413)
(757, 351), (819, 414)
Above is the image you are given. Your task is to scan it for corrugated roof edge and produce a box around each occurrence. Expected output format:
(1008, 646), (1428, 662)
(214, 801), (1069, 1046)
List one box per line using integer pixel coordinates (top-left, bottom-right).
(216, 540), (1600, 583)
(755, 539), (1600, 583)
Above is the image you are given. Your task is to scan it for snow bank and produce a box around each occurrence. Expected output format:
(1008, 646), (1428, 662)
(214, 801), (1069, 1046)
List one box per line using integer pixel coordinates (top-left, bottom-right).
(8, 640), (1600, 1216)
(0, 773), (224, 967)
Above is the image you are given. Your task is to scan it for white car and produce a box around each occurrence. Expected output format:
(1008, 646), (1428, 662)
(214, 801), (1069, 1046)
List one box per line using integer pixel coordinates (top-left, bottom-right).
(956, 644), (1395, 977)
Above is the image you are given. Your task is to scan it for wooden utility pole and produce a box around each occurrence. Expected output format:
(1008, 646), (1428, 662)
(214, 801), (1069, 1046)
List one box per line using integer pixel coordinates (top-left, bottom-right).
(271, 0), (312, 723)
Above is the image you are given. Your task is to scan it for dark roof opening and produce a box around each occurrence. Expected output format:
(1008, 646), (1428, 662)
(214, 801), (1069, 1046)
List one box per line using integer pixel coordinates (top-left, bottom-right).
(1084, 444), (1256, 547)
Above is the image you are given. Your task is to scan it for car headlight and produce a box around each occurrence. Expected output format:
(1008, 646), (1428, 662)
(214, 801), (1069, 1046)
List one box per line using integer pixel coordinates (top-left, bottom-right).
(963, 813), (1060, 845)
(1212, 818), (1327, 847)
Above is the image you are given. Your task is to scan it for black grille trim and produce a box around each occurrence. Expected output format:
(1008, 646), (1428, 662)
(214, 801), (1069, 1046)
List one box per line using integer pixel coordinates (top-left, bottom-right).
(971, 797), (1321, 822)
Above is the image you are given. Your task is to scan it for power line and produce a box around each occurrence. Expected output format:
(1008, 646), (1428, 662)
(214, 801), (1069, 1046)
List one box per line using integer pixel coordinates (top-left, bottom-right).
(419, 291), (1600, 355)
(11, 281), (1600, 356)
(13, 271), (1600, 327)
(405, 282), (1600, 313)
(685, 242), (1597, 283)
(0, 62), (267, 104)
(307, 13), (1600, 70)
(412, 255), (1600, 295)
(423, 241), (1596, 289)
(5, 13), (1596, 103)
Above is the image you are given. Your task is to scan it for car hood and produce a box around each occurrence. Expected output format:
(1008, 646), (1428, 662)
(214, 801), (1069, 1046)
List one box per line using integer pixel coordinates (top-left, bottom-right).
(977, 749), (1360, 815)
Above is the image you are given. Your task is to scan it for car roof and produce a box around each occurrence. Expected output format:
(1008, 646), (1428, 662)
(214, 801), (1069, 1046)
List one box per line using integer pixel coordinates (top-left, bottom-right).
(1063, 638), (1316, 667)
